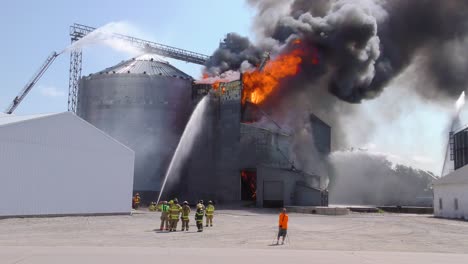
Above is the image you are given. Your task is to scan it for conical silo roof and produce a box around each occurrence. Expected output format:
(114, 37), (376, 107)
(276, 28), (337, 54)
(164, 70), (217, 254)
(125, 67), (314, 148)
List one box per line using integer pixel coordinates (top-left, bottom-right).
(96, 55), (193, 80)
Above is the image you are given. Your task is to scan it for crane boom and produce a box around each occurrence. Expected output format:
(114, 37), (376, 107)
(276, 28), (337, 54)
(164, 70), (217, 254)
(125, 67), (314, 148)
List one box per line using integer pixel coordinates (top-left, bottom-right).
(5, 51), (60, 114)
(70, 23), (210, 65)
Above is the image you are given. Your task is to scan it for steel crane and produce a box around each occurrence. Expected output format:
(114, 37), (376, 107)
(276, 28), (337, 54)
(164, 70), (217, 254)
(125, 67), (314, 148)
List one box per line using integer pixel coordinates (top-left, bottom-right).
(4, 51), (60, 114)
(68, 23), (211, 112)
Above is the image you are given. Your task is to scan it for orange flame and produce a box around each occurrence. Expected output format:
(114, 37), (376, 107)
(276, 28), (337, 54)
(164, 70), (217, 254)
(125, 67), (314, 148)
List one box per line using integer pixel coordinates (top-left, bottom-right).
(201, 73), (222, 90)
(213, 81), (220, 90)
(242, 48), (304, 105)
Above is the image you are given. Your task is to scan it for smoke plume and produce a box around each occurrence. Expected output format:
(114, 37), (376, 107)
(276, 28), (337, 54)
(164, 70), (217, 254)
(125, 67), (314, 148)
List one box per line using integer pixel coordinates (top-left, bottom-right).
(206, 0), (468, 103)
(204, 33), (263, 76)
(329, 150), (435, 206)
(201, 0), (468, 194)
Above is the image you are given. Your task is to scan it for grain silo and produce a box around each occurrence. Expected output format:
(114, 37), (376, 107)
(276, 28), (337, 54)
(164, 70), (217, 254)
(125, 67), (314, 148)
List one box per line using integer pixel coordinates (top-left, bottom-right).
(77, 55), (193, 201)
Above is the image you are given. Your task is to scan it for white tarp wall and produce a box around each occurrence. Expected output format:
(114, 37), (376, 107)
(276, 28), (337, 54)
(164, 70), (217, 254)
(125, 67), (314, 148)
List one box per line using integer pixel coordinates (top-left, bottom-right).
(433, 165), (468, 220)
(0, 112), (134, 217)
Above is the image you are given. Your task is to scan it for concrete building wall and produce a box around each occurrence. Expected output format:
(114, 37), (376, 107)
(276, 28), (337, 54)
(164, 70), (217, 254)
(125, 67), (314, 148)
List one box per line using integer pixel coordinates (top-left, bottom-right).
(213, 81), (242, 202)
(295, 184), (322, 206)
(0, 112), (134, 217)
(434, 184), (468, 220)
(256, 166), (299, 207)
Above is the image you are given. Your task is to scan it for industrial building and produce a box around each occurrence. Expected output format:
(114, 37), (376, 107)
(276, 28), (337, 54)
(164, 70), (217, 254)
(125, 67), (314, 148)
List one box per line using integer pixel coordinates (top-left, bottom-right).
(77, 55), (193, 202)
(76, 53), (330, 207)
(0, 112), (135, 217)
(0, 23), (331, 208)
(187, 80), (330, 207)
(434, 126), (468, 220)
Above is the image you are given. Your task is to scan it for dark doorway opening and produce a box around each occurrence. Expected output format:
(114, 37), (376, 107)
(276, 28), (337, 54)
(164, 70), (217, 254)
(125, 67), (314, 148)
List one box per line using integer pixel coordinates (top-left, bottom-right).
(241, 169), (257, 201)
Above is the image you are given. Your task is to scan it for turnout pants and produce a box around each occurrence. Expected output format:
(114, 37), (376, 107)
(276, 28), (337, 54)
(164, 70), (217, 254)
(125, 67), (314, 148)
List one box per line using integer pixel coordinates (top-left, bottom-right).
(170, 219), (179, 231)
(181, 219), (189, 231)
(196, 221), (203, 232)
(160, 213), (169, 230)
(206, 215), (213, 226)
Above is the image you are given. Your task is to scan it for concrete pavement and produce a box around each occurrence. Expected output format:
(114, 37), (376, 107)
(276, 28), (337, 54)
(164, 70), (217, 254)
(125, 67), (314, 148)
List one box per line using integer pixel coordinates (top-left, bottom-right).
(2, 246), (468, 264)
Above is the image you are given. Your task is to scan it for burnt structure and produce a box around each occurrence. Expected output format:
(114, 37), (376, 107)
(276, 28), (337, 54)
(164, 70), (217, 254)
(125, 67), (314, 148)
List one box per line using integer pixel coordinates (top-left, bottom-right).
(78, 56), (330, 207)
(187, 80), (330, 207)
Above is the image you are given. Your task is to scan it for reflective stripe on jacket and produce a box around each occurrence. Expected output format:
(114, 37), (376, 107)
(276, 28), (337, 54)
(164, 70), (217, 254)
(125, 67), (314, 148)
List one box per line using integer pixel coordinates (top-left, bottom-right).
(169, 204), (182, 220)
(195, 210), (204, 222)
(206, 205), (215, 216)
(182, 205), (191, 220)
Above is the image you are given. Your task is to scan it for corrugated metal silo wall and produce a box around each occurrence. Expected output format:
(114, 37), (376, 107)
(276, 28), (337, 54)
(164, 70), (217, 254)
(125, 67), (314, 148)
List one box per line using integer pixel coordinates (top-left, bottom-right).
(77, 74), (192, 199)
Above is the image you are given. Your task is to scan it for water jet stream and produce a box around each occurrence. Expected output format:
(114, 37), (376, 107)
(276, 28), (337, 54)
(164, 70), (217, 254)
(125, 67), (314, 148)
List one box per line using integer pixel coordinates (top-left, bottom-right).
(156, 95), (209, 205)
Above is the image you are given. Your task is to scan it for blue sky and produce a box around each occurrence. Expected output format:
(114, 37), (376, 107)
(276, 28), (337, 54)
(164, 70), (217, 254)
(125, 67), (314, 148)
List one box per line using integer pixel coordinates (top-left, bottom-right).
(0, 0), (463, 174)
(0, 0), (253, 114)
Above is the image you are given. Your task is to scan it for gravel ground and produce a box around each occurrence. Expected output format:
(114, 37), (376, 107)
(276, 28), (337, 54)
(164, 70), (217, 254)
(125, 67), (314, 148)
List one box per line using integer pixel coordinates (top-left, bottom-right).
(1, 209), (468, 253)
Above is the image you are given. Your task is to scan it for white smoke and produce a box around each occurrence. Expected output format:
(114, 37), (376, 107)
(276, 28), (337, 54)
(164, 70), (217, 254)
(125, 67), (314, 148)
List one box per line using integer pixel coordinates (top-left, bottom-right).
(195, 70), (241, 84)
(329, 150), (435, 206)
(455, 91), (465, 115)
(63, 21), (145, 56)
(441, 91), (466, 176)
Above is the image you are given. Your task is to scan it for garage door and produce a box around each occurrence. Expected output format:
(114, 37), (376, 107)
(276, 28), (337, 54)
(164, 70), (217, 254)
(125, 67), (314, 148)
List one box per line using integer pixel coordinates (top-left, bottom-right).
(263, 180), (284, 208)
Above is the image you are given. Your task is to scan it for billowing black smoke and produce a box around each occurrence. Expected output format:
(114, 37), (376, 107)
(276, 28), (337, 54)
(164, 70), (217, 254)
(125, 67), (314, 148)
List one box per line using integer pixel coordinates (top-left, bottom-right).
(205, 0), (468, 103)
(204, 33), (263, 75)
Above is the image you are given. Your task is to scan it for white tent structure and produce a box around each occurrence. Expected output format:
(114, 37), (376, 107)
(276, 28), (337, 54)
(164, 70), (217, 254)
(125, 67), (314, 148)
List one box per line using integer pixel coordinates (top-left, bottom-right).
(0, 112), (134, 217)
(433, 165), (468, 220)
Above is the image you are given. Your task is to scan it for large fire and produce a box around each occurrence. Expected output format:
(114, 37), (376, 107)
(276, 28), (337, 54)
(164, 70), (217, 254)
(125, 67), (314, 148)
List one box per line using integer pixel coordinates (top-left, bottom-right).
(241, 42), (306, 105)
(202, 39), (319, 105)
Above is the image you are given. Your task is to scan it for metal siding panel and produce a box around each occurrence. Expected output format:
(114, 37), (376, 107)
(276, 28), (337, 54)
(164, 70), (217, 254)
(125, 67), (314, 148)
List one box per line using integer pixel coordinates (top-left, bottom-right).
(434, 184), (468, 220)
(0, 113), (134, 217)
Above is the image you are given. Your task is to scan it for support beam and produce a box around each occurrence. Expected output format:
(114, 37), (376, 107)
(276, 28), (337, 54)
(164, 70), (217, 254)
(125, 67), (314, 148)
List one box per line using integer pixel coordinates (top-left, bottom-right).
(67, 23), (210, 113)
(68, 49), (82, 113)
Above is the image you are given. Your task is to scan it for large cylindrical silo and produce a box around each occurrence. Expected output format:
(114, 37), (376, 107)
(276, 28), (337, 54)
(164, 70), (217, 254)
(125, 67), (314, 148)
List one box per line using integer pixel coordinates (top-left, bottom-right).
(77, 55), (193, 200)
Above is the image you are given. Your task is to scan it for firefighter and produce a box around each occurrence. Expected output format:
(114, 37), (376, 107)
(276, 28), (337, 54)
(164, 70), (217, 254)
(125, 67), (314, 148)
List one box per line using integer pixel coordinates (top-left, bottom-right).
(169, 198), (182, 232)
(195, 204), (205, 232)
(205, 200), (215, 227)
(132, 193), (141, 209)
(196, 200), (205, 210)
(181, 201), (191, 231)
(160, 201), (170, 231)
(148, 202), (157, 211)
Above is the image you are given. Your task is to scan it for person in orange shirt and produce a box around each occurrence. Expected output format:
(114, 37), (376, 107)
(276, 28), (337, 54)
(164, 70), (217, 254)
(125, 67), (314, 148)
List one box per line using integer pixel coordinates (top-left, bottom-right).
(277, 208), (288, 245)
